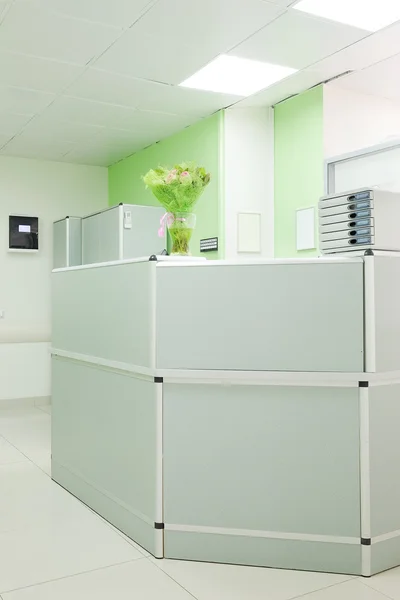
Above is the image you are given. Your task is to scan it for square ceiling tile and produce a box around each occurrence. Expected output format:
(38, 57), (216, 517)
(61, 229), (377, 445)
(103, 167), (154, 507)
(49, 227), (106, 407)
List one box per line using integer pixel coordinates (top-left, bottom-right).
(118, 109), (196, 133)
(0, 111), (32, 135)
(0, 51), (84, 92)
(67, 69), (239, 116)
(135, 0), (283, 54)
(31, 0), (154, 28)
(65, 114), (197, 165)
(62, 130), (148, 166)
(0, 2), (121, 65)
(236, 69), (324, 107)
(72, 114), (198, 161)
(94, 28), (219, 85)
(43, 96), (139, 128)
(63, 143), (141, 166)
(20, 114), (104, 143)
(81, 127), (136, 146)
(310, 21), (400, 81)
(232, 10), (368, 69)
(0, 1), (12, 21)
(263, 0), (297, 6)
(92, 126), (173, 156)
(329, 53), (400, 101)
(0, 86), (55, 114)
(0, 132), (13, 148)
(61, 150), (111, 166)
(1, 136), (75, 160)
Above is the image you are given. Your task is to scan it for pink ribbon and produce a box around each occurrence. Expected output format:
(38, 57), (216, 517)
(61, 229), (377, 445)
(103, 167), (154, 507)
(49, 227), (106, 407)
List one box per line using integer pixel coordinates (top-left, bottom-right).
(158, 213), (171, 238)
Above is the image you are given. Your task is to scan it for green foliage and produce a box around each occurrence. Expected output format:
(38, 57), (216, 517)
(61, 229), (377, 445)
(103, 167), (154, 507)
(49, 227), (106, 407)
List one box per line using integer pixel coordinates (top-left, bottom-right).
(142, 161), (211, 213)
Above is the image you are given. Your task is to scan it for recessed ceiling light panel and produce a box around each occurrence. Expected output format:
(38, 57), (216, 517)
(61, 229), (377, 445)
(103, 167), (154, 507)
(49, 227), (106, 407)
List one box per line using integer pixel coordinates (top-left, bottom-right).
(293, 0), (400, 32)
(179, 55), (297, 97)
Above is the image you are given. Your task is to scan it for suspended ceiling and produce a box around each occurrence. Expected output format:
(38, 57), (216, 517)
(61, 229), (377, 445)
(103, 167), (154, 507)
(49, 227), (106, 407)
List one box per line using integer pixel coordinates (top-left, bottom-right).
(0, 0), (399, 166)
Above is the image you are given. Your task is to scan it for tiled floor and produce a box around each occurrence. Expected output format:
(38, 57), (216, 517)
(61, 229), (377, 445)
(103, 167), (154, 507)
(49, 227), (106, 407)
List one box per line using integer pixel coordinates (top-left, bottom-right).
(1, 408), (400, 599)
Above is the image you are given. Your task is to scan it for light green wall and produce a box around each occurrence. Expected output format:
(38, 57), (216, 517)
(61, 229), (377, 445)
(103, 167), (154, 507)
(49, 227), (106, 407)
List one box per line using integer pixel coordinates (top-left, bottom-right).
(274, 86), (324, 258)
(108, 112), (223, 258)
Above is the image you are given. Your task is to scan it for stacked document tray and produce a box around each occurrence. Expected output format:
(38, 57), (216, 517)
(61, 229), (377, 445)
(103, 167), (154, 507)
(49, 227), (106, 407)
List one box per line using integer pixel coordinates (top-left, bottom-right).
(319, 188), (400, 254)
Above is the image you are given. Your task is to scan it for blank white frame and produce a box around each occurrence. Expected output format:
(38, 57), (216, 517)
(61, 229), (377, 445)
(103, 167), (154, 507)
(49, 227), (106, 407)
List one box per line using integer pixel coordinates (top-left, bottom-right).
(296, 207), (315, 251)
(237, 212), (261, 253)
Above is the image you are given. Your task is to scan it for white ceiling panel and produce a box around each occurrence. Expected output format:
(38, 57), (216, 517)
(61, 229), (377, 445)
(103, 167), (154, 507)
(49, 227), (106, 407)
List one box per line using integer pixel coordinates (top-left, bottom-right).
(43, 96), (139, 128)
(263, 0), (297, 6)
(20, 115), (104, 143)
(1, 136), (75, 160)
(94, 28), (219, 86)
(0, 51), (84, 93)
(30, 0), (154, 28)
(98, 126), (174, 151)
(0, 0), (396, 167)
(0, 86), (55, 114)
(0, 112), (32, 135)
(61, 151), (113, 167)
(330, 53), (400, 101)
(62, 144), (143, 167)
(88, 127), (139, 147)
(134, 0), (283, 55)
(0, 133), (13, 149)
(310, 21), (400, 82)
(0, 2), (121, 65)
(66, 69), (239, 116)
(118, 109), (196, 134)
(236, 69), (324, 107)
(0, 1), (12, 21)
(63, 129), (149, 164)
(36, 110), (196, 165)
(232, 11), (367, 69)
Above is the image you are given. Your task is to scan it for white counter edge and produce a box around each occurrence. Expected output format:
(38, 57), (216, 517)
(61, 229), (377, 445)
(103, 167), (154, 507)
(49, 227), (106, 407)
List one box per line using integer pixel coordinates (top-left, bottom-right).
(51, 349), (400, 385)
(52, 255), (364, 273)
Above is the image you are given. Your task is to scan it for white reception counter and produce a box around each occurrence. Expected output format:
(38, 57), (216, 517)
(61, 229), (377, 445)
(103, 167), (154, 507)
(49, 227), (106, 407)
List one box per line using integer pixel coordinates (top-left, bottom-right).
(51, 254), (400, 576)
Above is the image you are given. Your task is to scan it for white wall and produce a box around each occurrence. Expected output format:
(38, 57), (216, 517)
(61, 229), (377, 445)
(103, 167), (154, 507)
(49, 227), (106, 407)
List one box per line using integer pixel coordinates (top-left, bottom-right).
(324, 85), (400, 158)
(223, 107), (274, 259)
(0, 157), (107, 401)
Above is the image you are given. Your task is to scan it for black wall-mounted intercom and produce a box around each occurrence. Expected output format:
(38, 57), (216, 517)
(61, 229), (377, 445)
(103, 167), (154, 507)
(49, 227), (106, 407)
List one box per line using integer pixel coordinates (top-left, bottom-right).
(9, 215), (39, 251)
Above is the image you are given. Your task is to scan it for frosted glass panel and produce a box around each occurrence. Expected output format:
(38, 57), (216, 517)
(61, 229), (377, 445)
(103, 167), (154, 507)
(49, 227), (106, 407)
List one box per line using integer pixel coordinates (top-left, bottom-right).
(333, 145), (400, 194)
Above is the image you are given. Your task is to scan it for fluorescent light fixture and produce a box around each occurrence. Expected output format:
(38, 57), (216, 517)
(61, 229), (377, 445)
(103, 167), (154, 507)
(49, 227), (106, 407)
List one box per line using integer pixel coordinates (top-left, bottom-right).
(293, 0), (400, 32)
(179, 55), (297, 97)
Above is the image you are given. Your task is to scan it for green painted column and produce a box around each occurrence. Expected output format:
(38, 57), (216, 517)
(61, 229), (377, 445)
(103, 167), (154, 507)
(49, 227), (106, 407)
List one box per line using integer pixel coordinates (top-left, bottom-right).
(274, 86), (324, 258)
(108, 112), (223, 259)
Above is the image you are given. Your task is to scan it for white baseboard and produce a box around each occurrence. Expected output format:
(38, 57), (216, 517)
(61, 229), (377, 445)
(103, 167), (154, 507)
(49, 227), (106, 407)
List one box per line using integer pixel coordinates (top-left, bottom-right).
(0, 396), (51, 410)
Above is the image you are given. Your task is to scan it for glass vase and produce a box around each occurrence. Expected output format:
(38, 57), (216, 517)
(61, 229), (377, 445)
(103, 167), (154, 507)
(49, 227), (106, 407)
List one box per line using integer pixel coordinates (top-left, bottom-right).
(167, 212), (196, 256)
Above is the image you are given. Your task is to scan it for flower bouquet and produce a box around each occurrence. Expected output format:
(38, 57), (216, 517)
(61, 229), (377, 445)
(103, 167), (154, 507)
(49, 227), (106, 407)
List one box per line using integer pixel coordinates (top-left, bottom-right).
(143, 161), (210, 255)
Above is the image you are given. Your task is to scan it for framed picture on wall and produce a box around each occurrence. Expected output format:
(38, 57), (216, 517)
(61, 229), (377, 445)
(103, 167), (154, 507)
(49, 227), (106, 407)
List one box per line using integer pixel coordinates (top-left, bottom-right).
(296, 207), (315, 251)
(237, 212), (261, 253)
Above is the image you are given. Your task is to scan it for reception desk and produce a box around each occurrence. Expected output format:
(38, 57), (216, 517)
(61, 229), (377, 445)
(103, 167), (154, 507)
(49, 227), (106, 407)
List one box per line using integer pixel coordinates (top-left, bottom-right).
(51, 254), (400, 576)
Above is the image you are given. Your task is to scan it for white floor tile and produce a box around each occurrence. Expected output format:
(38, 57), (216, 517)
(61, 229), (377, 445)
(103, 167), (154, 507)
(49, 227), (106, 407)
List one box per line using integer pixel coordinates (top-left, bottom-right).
(0, 462), (102, 534)
(151, 558), (353, 600)
(0, 408), (50, 472)
(0, 437), (27, 465)
(2, 559), (194, 599)
(35, 456), (51, 476)
(364, 565), (400, 599)
(292, 579), (392, 600)
(90, 509), (151, 558)
(0, 515), (143, 593)
(37, 405), (51, 415)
